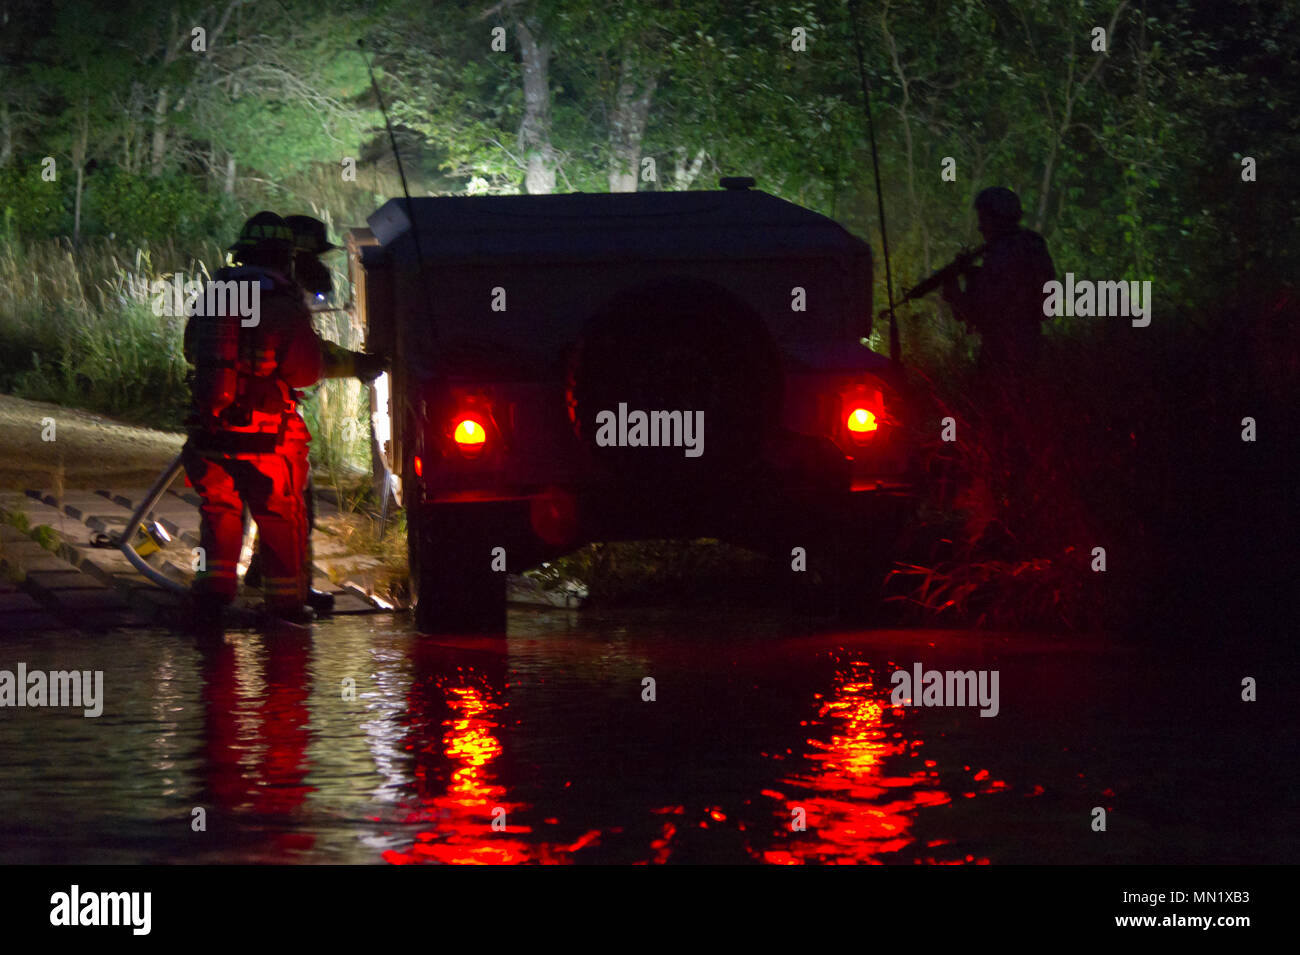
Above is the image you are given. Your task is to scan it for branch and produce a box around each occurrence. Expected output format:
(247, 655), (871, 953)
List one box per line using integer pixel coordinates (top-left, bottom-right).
(486, 136), (526, 171)
(1071, 0), (1130, 108)
(476, 0), (524, 22)
(207, 0), (245, 54)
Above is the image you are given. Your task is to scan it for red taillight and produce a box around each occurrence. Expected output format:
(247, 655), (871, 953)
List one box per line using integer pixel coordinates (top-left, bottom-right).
(846, 407), (878, 434)
(413, 454), (423, 477)
(451, 415), (488, 458)
(453, 418), (486, 446)
(841, 386), (885, 445)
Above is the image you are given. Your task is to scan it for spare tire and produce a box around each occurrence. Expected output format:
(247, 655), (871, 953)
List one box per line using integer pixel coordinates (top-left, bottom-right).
(567, 276), (783, 480)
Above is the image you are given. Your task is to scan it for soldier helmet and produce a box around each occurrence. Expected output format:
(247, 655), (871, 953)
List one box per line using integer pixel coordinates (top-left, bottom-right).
(285, 215), (340, 254)
(228, 211), (295, 254)
(974, 187), (1023, 225)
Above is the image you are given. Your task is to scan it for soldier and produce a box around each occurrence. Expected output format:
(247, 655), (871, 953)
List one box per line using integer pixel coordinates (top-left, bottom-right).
(943, 187), (1056, 375)
(182, 211), (324, 630)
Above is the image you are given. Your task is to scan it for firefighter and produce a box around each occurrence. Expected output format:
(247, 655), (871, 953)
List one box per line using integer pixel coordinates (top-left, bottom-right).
(181, 211), (325, 630)
(244, 216), (386, 613)
(942, 187), (1056, 375)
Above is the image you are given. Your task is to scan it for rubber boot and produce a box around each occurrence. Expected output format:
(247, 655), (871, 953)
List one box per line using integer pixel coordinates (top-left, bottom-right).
(302, 475), (333, 614)
(307, 588), (335, 614)
(184, 591), (228, 640)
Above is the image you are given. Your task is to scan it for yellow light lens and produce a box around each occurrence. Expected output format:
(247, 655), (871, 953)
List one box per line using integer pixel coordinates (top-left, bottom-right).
(847, 408), (878, 433)
(453, 418), (486, 445)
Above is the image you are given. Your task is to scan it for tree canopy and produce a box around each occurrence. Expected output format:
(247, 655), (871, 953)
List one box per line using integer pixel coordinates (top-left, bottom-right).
(0, 0), (1294, 306)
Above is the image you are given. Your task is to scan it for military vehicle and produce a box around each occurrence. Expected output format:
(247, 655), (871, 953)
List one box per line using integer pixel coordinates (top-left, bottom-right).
(347, 177), (917, 632)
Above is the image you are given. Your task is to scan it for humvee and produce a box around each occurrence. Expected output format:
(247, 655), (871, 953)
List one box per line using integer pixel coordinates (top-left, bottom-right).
(347, 178), (917, 633)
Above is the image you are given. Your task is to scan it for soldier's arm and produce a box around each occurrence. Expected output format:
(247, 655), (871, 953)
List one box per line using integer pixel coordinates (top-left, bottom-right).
(943, 268), (981, 329)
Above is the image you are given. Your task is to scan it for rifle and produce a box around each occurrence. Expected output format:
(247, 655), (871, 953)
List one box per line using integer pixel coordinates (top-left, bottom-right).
(899, 244), (986, 305)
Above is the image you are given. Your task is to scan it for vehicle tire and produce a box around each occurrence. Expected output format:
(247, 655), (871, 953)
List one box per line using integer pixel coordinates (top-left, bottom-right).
(408, 502), (507, 635)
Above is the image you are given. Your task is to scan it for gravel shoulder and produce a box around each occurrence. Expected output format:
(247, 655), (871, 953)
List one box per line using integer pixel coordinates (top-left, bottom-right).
(0, 394), (186, 490)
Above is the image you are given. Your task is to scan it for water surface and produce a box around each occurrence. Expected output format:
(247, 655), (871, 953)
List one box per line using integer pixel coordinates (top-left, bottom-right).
(0, 611), (1289, 864)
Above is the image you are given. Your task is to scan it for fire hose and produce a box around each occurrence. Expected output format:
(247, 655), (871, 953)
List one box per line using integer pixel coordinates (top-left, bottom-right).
(111, 452), (189, 594)
(115, 371), (392, 593)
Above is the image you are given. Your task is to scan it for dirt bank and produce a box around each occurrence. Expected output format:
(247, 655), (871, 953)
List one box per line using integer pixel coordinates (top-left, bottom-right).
(0, 394), (185, 490)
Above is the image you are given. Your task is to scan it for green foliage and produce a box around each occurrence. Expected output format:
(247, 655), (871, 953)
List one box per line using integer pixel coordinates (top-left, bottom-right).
(2, 0), (1293, 306)
(30, 525), (60, 552)
(80, 171), (237, 246)
(301, 376), (373, 474)
(0, 163), (70, 239)
(4, 510), (30, 534)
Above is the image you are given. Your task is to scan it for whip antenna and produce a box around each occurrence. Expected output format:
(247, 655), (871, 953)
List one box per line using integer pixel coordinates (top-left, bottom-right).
(847, 0), (899, 365)
(357, 37), (436, 343)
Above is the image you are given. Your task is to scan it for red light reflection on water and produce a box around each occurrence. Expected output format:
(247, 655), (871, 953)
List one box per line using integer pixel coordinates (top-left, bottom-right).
(383, 679), (595, 864)
(756, 662), (970, 864)
(200, 637), (316, 854)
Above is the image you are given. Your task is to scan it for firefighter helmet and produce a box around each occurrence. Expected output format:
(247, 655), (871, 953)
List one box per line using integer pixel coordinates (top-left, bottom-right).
(285, 215), (340, 254)
(228, 211), (295, 255)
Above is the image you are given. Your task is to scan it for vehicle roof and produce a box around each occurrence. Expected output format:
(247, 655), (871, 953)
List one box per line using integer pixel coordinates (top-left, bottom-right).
(365, 189), (872, 265)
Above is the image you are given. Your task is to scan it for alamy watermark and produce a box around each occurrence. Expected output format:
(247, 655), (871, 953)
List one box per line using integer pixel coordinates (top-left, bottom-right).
(150, 273), (261, 326)
(594, 403), (704, 458)
(0, 663), (103, 717)
(1043, 273), (1152, 327)
(49, 885), (150, 935)
(890, 662), (999, 717)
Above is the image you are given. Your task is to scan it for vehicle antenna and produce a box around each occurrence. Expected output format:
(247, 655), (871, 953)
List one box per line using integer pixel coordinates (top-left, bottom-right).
(847, 0), (900, 366)
(357, 37), (436, 343)
(358, 39), (431, 539)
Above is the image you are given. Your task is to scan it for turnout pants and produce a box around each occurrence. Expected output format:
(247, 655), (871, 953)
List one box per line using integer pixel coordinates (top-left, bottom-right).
(183, 416), (311, 613)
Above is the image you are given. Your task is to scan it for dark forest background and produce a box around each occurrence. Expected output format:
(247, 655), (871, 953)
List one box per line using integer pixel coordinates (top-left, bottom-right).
(3, 1), (1296, 297)
(0, 0), (1295, 634)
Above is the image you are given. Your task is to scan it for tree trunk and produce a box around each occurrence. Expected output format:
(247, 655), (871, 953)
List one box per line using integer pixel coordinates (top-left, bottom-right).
(882, 4), (929, 270)
(0, 102), (11, 168)
(224, 154), (236, 194)
(150, 85), (169, 176)
(515, 19), (556, 195)
(73, 107), (88, 244)
(608, 57), (656, 193)
(74, 163), (84, 243)
(123, 81), (143, 172)
(673, 148), (706, 190)
(1033, 1), (1128, 232)
(150, 9), (184, 178)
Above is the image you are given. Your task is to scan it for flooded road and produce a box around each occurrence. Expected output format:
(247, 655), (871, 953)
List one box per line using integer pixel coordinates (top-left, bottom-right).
(0, 610), (1290, 864)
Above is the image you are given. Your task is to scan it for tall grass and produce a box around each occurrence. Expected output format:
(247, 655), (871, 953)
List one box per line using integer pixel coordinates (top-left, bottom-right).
(0, 235), (372, 472)
(0, 237), (215, 425)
